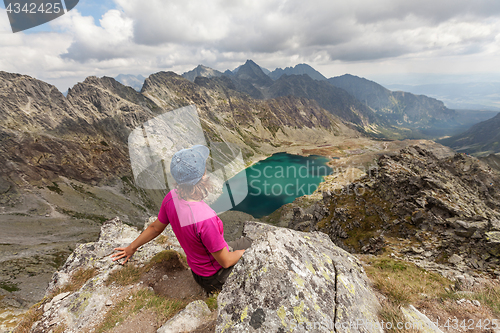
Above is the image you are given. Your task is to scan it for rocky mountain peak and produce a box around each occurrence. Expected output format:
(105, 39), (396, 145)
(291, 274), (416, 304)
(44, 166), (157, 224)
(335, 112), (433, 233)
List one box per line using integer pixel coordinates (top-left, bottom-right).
(233, 59), (274, 88)
(0, 71), (75, 132)
(268, 63), (327, 81)
(328, 74), (458, 130)
(182, 65), (223, 82)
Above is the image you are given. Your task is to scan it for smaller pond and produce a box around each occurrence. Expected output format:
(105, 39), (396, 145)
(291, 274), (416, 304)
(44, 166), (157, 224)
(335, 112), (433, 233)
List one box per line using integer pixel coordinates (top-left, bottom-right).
(210, 152), (332, 218)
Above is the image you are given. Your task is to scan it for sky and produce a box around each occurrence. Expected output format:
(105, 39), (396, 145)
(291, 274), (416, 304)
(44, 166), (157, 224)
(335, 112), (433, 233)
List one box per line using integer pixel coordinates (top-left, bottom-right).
(1, 0), (500, 92)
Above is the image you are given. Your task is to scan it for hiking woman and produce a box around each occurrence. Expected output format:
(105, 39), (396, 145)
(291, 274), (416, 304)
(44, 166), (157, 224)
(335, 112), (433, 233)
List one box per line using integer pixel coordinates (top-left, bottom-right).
(111, 145), (251, 293)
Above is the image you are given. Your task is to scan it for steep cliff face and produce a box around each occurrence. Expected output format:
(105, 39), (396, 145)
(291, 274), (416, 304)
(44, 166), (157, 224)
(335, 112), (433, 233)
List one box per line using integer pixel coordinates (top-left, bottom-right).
(268, 74), (379, 128)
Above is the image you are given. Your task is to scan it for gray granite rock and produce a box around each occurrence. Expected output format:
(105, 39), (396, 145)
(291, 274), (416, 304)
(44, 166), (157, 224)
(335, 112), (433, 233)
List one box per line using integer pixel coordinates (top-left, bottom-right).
(216, 221), (382, 333)
(157, 300), (212, 333)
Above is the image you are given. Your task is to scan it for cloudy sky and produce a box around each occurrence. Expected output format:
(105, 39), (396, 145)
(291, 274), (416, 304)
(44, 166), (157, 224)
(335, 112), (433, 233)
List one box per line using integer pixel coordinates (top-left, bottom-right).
(1, 0), (499, 92)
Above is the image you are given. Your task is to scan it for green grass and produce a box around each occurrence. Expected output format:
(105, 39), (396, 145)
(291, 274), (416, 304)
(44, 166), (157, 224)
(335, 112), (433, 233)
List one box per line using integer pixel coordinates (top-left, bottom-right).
(364, 256), (451, 306)
(441, 283), (500, 317)
(105, 250), (187, 287)
(105, 264), (143, 286)
(52, 267), (98, 295)
(47, 182), (63, 195)
(0, 282), (20, 292)
(205, 292), (219, 311)
(95, 289), (188, 333)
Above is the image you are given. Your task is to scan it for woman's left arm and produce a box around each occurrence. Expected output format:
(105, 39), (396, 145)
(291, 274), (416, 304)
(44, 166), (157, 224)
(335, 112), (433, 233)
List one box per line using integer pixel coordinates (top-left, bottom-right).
(111, 218), (167, 265)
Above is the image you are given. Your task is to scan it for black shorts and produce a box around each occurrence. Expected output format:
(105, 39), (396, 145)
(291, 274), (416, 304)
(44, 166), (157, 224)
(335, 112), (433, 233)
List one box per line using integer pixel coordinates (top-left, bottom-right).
(191, 236), (252, 294)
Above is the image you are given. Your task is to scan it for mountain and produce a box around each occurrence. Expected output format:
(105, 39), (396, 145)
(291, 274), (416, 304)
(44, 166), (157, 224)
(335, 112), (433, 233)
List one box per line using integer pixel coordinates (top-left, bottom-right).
(287, 145), (500, 270)
(268, 63), (327, 81)
(232, 62), (270, 75)
(0, 69), (359, 311)
(268, 74), (379, 128)
(479, 154), (500, 172)
(218, 61), (384, 131)
(181, 65), (223, 82)
(220, 60), (275, 99)
(385, 82), (500, 111)
(328, 74), (458, 130)
(439, 112), (500, 156)
(233, 60), (274, 87)
(114, 74), (146, 91)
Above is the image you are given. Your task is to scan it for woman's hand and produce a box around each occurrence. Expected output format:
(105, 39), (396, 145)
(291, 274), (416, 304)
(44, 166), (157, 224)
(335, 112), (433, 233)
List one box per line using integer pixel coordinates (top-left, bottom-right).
(111, 246), (136, 265)
(110, 218), (167, 265)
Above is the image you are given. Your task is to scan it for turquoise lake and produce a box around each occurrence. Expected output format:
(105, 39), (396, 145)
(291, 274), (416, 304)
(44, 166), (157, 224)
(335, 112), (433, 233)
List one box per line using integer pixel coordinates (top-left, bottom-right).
(210, 152), (332, 218)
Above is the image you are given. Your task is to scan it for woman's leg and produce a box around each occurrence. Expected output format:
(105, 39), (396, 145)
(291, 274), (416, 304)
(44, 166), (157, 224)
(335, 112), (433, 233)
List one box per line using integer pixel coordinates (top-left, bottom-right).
(192, 237), (252, 293)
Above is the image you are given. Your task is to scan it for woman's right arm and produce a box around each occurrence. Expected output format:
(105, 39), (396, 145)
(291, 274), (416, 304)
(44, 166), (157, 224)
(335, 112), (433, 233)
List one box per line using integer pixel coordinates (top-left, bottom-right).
(111, 218), (167, 265)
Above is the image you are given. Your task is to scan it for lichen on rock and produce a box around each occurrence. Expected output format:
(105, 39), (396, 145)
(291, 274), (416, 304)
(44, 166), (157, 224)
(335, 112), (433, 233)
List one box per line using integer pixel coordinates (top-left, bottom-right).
(216, 221), (382, 332)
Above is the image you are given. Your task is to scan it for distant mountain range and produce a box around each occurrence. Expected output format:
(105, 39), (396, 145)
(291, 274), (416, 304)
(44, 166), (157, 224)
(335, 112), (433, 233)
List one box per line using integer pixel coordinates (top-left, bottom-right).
(268, 64), (327, 81)
(386, 82), (500, 111)
(328, 74), (458, 130)
(113, 60), (496, 143)
(1, 68), (357, 231)
(438, 112), (500, 156)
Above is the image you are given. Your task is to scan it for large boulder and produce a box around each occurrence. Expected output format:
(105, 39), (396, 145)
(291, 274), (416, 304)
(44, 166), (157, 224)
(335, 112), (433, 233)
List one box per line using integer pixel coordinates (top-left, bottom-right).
(216, 221), (382, 332)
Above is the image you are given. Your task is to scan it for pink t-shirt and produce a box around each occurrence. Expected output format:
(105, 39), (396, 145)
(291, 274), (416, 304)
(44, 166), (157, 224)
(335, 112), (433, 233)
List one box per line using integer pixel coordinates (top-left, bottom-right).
(157, 189), (228, 277)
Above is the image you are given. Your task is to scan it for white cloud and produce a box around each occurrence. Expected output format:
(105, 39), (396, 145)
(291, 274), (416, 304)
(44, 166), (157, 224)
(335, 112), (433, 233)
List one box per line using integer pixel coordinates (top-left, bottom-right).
(0, 0), (499, 91)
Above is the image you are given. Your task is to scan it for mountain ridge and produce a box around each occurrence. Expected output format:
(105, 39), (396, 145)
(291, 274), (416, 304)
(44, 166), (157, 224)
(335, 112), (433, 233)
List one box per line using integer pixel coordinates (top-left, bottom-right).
(328, 74), (458, 130)
(268, 63), (327, 81)
(181, 65), (223, 82)
(439, 112), (500, 156)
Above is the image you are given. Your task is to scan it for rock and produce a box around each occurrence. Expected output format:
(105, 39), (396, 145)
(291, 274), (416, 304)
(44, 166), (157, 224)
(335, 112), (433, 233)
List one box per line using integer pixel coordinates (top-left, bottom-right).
(43, 301), (53, 312)
(401, 305), (444, 333)
(157, 300), (212, 333)
(448, 254), (462, 265)
(361, 236), (386, 254)
(46, 217), (166, 295)
(491, 219), (500, 231)
(485, 232), (500, 257)
(472, 300), (480, 307)
(455, 275), (476, 290)
(412, 247), (425, 254)
(52, 292), (70, 303)
(216, 221), (382, 332)
(22, 217), (173, 333)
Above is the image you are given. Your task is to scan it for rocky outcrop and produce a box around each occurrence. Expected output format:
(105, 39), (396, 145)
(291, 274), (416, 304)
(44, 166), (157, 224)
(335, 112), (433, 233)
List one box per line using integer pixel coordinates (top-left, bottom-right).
(181, 65), (224, 82)
(291, 145), (500, 277)
(157, 300), (213, 333)
(22, 217), (207, 333)
(14, 218), (385, 333)
(216, 221), (382, 332)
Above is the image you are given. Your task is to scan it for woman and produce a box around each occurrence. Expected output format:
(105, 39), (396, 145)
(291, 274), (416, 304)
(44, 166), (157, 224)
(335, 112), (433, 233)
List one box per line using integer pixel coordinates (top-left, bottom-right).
(111, 145), (251, 293)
